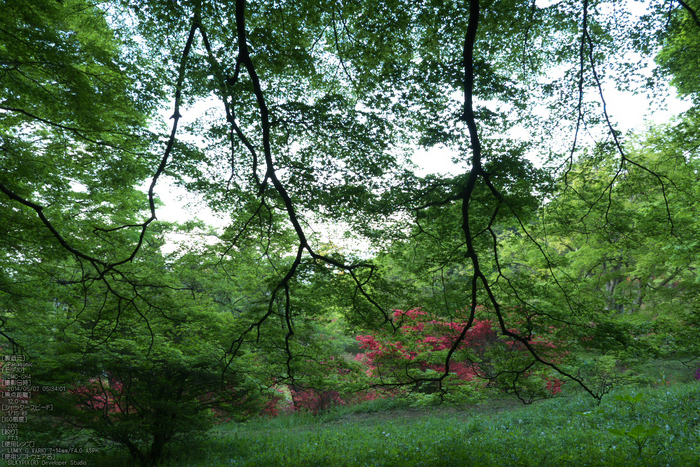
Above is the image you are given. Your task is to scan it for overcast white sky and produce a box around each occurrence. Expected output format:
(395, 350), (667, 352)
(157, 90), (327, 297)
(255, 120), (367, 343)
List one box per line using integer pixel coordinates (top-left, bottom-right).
(411, 84), (691, 177)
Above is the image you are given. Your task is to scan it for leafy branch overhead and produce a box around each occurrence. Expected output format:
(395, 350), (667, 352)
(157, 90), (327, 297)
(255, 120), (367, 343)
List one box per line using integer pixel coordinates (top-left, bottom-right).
(1, 0), (700, 463)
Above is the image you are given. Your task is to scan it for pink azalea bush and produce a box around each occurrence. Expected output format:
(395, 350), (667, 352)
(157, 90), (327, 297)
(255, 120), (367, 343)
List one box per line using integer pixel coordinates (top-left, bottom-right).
(70, 377), (126, 415)
(355, 308), (566, 397)
(355, 309), (497, 381)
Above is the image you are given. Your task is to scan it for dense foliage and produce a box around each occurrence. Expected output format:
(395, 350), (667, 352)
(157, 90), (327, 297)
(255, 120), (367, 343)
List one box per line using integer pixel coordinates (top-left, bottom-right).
(1, 0), (699, 463)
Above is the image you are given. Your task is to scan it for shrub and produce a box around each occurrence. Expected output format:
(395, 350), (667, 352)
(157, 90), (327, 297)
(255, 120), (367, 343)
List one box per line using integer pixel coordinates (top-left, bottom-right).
(355, 308), (569, 399)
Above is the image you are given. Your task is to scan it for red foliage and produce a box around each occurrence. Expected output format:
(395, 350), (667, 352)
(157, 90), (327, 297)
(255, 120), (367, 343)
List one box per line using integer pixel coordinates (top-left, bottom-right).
(71, 377), (126, 414)
(356, 309), (497, 381)
(545, 378), (564, 395)
(355, 308), (568, 395)
(290, 388), (345, 414)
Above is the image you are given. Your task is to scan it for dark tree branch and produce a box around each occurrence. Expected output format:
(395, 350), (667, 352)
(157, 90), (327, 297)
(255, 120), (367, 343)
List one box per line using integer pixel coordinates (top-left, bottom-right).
(219, 0), (397, 375)
(581, 9), (677, 235)
(677, 0), (700, 28)
(562, 0), (589, 189)
(0, 181), (107, 268)
(0, 105), (132, 147)
(0, 11), (200, 271)
(198, 22), (264, 191)
(441, 0), (602, 402)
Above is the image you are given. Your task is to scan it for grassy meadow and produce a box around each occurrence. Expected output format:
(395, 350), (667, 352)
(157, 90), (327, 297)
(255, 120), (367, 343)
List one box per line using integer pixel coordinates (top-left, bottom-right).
(60, 360), (699, 467)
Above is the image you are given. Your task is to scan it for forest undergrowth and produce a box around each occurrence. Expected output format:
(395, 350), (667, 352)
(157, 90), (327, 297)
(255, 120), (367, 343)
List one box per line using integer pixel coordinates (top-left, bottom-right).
(48, 360), (700, 467)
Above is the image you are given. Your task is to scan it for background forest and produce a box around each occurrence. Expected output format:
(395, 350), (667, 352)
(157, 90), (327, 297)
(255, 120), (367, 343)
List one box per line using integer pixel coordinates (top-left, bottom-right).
(1, 0), (699, 465)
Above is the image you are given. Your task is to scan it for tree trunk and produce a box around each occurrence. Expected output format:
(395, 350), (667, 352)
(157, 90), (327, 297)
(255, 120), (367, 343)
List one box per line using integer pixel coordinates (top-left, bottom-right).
(148, 433), (168, 465)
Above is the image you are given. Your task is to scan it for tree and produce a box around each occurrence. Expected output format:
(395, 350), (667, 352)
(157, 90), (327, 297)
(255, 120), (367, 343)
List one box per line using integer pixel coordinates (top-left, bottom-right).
(656, 0), (700, 106)
(2, 3), (700, 458)
(0, 0), (162, 262)
(13, 236), (300, 464)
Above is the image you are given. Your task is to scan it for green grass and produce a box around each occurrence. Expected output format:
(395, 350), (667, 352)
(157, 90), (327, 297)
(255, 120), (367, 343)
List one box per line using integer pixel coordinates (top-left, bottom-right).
(78, 380), (700, 467)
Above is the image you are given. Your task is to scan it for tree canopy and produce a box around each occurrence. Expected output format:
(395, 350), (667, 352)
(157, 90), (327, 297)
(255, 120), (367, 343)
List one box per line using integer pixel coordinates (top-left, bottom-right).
(1, 0), (699, 463)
